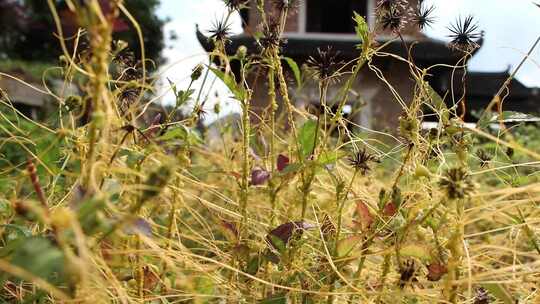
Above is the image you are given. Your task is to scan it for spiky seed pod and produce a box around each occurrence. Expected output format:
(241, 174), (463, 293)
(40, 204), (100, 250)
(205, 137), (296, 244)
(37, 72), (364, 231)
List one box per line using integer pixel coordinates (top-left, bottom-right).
(473, 287), (491, 304)
(223, 0), (249, 11)
(399, 260), (417, 288)
(208, 18), (232, 43)
(306, 47), (344, 82)
(438, 167), (476, 199)
(347, 148), (380, 175)
(413, 3), (436, 30)
(259, 17), (286, 50)
(475, 149), (492, 168)
(377, 4), (411, 33)
(448, 15), (482, 52)
(376, 0), (408, 11)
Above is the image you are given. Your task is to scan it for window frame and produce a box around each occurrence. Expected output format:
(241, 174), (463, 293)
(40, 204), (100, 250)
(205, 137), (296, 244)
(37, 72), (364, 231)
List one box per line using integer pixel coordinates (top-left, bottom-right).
(292, 0), (374, 37)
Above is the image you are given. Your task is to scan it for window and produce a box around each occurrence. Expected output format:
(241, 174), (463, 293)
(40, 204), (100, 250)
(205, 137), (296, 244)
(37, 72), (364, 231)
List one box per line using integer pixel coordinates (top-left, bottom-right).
(306, 0), (368, 34)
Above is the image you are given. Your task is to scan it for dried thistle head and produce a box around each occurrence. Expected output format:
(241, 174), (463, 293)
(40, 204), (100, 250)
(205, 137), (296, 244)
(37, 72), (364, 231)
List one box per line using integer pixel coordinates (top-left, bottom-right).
(439, 167), (476, 199)
(475, 149), (492, 168)
(306, 47), (344, 82)
(376, 0), (411, 33)
(448, 15), (482, 52)
(208, 18), (232, 43)
(347, 148), (380, 175)
(223, 0), (249, 11)
(259, 17), (286, 50)
(376, 0), (408, 11)
(413, 3), (436, 30)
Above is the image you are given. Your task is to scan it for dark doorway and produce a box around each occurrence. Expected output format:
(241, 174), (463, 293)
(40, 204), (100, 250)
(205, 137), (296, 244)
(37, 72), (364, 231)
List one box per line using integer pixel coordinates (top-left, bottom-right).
(306, 0), (368, 33)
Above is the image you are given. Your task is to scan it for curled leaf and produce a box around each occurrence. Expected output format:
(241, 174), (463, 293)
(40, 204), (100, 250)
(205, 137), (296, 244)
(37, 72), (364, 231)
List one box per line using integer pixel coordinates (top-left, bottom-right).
(427, 262), (448, 281)
(383, 202), (398, 216)
(355, 201), (374, 230)
(266, 221), (316, 251)
(251, 168), (271, 186)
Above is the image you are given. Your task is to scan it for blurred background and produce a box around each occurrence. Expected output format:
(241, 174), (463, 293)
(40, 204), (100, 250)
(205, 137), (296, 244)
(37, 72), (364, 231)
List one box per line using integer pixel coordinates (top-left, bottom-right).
(1, 0), (539, 123)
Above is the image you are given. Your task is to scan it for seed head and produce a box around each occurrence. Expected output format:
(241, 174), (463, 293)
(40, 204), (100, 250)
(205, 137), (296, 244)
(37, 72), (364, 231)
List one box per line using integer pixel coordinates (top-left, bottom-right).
(260, 17), (287, 50)
(377, 4), (411, 33)
(448, 15), (482, 52)
(475, 149), (492, 168)
(413, 3), (436, 30)
(223, 0), (249, 11)
(439, 167), (476, 199)
(306, 47), (344, 82)
(347, 148), (380, 175)
(208, 18), (232, 43)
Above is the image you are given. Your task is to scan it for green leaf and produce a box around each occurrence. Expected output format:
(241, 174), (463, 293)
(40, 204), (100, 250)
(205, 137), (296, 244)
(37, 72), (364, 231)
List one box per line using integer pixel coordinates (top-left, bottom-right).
(9, 237), (66, 284)
(337, 235), (362, 257)
(353, 12), (369, 45)
(260, 293), (288, 304)
(278, 163), (303, 175)
(159, 125), (188, 141)
(298, 120), (318, 159)
(481, 283), (514, 304)
(209, 67), (246, 100)
(282, 57), (302, 87)
(399, 244), (431, 262)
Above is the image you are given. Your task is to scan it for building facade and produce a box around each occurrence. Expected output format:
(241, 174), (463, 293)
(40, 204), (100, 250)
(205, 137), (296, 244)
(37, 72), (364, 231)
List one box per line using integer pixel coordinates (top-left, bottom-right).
(198, 0), (539, 129)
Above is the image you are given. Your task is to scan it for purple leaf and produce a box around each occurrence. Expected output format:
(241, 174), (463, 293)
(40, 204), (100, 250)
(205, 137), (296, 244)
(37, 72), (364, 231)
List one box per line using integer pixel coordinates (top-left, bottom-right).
(277, 154), (290, 172)
(266, 221), (316, 250)
(124, 217), (153, 237)
(251, 168), (270, 186)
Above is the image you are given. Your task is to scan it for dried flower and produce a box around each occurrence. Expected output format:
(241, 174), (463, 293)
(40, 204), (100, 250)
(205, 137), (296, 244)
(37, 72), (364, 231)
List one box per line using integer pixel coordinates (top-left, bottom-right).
(413, 3), (436, 30)
(306, 47), (344, 82)
(208, 18), (232, 43)
(476, 149), (492, 168)
(399, 260), (417, 288)
(224, 0), (249, 11)
(260, 17), (286, 50)
(376, 0), (407, 11)
(474, 287), (491, 304)
(378, 5), (410, 32)
(347, 148), (380, 175)
(438, 167), (476, 199)
(448, 15), (482, 52)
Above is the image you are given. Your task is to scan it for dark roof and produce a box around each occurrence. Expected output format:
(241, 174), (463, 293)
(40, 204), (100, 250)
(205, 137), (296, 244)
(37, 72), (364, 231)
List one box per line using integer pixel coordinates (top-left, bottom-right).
(438, 70), (534, 100)
(196, 28), (482, 66)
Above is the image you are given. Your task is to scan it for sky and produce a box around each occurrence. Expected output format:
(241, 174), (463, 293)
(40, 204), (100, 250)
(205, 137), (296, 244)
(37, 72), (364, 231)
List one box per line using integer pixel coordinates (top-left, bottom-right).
(156, 0), (540, 120)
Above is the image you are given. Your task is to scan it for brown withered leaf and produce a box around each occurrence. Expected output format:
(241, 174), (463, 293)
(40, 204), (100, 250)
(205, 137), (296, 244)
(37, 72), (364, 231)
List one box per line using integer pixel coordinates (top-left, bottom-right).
(426, 262), (448, 281)
(383, 202), (398, 216)
(355, 201), (374, 230)
(266, 221), (316, 251)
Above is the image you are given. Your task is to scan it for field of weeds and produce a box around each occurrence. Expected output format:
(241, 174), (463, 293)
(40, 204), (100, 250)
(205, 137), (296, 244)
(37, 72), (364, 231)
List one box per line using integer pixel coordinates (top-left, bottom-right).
(0, 0), (539, 303)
